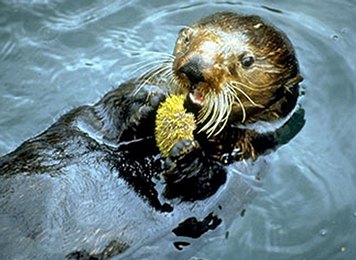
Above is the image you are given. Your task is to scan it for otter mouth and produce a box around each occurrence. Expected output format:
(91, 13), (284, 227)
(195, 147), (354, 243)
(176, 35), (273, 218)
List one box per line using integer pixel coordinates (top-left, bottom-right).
(188, 89), (205, 106)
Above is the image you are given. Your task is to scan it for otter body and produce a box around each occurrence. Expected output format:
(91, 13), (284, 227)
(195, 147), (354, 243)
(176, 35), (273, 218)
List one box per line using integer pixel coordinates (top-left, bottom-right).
(0, 12), (304, 259)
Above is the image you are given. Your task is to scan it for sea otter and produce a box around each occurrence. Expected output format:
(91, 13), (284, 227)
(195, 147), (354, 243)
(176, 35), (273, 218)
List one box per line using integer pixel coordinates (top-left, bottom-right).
(152, 12), (303, 199)
(0, 12), (304, 259)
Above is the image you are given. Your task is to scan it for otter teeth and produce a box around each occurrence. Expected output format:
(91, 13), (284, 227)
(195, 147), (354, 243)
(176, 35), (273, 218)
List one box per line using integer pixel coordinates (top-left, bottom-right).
(189, 90), (204, 106)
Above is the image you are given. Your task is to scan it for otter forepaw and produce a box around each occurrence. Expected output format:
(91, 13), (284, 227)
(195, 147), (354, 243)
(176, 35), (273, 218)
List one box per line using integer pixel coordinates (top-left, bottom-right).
(147, 91), (166, 110)
(162, 139), (227, 201)
(129, 91), (165, 127)
(168, 139), (200, 161)
(164, 139), (200, 173)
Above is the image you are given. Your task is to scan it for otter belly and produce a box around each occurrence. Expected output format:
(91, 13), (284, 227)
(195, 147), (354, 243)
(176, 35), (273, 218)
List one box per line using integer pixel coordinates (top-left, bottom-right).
(0, 120), (264, 260)
(0, 82), (303, 259)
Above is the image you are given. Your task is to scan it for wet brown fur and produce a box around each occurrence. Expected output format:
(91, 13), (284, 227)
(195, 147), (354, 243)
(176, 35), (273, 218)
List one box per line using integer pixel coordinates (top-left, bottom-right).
(170, 12), (303, 160)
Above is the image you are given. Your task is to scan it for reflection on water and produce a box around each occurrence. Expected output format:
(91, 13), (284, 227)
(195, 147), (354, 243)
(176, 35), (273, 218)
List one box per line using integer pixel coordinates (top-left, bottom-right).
(0, 0), (355, 259)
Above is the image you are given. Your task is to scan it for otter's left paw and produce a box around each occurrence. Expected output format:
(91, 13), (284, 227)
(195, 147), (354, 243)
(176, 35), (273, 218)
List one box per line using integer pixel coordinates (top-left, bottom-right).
(164, 139), (200, 171)
(169, 139), (199, 161)
(162, 139), (227, 201)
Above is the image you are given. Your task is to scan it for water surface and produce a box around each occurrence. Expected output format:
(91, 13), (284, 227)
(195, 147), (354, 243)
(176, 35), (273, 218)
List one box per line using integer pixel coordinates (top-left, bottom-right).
(1, 0), (355, 259)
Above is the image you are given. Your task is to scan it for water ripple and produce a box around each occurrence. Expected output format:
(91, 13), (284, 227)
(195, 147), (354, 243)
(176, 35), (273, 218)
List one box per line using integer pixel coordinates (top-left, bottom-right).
(1, 0), (355, 259)
(44, 1), (132, 30)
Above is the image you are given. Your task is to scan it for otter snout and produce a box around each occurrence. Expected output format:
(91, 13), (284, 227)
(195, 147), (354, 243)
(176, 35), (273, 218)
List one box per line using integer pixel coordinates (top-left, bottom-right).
(178, 59), (205, 86)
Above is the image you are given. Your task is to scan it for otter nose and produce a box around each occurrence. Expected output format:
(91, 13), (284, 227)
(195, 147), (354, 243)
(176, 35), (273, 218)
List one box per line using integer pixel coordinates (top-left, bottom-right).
(178, 60), (205, 85)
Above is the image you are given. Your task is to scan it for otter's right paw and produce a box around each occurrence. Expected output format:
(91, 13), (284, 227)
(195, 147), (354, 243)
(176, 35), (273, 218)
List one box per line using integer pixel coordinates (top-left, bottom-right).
(129, 91), (166, 127)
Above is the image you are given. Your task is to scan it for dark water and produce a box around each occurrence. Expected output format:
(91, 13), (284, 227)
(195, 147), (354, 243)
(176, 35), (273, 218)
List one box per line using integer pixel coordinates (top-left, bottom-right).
(0, 0), (355, 259)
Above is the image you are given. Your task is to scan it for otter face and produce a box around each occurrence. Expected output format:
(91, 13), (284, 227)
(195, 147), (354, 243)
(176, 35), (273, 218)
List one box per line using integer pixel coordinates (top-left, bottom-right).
(172, 12), (302, 136)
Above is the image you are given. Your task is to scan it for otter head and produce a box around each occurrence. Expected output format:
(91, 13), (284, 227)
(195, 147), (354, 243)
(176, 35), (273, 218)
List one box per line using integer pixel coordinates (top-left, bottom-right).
(172, 12), (302, 137)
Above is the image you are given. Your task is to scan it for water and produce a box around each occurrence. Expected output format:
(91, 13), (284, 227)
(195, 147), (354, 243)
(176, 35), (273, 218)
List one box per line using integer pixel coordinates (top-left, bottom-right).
(1, 0), (355, 259)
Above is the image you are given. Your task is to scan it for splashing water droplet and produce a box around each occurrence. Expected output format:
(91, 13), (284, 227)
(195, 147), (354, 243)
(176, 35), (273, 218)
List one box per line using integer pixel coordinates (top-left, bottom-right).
(319, 229), (327, 236)
(332, 34), (339, 41)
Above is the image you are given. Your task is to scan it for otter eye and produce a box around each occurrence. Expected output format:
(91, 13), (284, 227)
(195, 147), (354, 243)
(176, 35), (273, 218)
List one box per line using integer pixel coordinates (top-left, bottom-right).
(241, 56), (255, 68)
(184, 35), (190, 44)
(180, 28), (191, 45)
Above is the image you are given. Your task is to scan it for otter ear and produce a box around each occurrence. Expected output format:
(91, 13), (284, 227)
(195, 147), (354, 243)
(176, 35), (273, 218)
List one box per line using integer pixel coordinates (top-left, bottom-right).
(285, 74), (303, 88)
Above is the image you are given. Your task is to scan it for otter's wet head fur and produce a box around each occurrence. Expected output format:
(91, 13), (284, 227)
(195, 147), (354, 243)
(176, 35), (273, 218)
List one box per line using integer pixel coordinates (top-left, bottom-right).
(171, 12), (302, 137)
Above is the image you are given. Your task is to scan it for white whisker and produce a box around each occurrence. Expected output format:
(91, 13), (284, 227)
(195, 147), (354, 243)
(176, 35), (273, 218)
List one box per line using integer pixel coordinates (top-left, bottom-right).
(127, 51), (175, 96)
(199, 95), (214, 124)
(230, 80), (272, 91)
(129, 58), (173, 78)
(134, 64), (172, 95)
(209, 94), (229, 136)
(230, 85), (264, 108)
(197, 88), (235, 137)
(227, 83), (246, 123)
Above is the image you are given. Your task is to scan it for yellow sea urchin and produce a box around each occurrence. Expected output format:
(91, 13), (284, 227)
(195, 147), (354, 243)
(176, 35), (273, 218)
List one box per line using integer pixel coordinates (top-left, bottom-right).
(155, 95), (196, 157)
